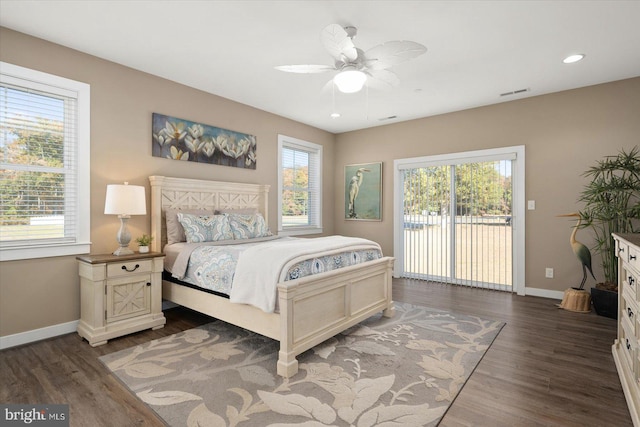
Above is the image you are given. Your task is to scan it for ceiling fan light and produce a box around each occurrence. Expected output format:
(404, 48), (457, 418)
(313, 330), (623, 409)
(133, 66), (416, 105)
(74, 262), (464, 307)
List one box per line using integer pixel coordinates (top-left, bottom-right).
(334, 70), (367, 93)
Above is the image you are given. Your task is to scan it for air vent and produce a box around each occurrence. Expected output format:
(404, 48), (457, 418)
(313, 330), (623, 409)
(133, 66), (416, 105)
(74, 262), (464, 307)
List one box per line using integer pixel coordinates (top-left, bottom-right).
(378, 115), (398, 121)
(500, 88), (530, 97)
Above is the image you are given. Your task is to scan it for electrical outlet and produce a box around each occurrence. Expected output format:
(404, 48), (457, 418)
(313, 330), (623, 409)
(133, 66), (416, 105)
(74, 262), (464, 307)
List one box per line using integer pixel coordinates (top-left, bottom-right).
(528, 200), (536, 210)
(545, 268), (554, 278)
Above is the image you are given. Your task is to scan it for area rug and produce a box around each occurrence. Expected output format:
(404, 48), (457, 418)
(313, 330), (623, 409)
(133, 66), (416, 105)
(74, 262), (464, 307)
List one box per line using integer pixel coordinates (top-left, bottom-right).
(100, 303), (504, 426)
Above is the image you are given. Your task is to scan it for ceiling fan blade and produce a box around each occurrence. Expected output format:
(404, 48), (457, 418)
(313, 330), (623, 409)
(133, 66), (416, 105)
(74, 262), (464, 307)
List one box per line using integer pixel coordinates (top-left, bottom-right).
(365, 69), (400, 89)
(364, 41), (427, 70)
(275, 64), (335, 74)
(321, 24), (358, 62)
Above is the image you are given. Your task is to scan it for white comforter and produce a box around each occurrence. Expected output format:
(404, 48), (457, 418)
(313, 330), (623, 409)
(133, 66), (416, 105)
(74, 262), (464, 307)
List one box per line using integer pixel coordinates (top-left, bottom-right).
(229, 235), (381, 313)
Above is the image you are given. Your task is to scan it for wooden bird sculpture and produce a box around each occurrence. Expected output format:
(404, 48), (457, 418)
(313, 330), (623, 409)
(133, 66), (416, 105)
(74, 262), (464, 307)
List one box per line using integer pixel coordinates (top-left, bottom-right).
(558, 212), (596, 289)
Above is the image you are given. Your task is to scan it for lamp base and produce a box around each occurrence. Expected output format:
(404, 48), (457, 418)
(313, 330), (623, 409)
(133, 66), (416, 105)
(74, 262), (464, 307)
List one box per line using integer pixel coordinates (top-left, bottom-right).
(113, 246), (134, 256)
(113, 215), (134, 256)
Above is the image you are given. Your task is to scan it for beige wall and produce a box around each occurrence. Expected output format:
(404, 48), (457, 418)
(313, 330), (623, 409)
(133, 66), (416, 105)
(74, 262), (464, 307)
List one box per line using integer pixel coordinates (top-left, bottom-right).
(2, 26), (639, 339)
(334, 77), (640, 293)
(0, 28), (336, 337)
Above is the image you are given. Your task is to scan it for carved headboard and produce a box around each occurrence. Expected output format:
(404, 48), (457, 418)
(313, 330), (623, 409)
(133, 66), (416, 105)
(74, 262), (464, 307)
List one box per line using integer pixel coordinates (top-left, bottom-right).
(148, 176), (270, 252)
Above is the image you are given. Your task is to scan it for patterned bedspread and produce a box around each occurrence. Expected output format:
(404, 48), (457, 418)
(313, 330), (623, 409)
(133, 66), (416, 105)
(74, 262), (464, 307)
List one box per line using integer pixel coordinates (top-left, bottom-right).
(172, 237), (382, 296)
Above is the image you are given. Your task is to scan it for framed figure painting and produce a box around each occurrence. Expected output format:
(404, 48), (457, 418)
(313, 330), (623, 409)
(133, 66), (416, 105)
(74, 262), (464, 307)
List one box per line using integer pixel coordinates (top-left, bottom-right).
(344, 162), (382, 221)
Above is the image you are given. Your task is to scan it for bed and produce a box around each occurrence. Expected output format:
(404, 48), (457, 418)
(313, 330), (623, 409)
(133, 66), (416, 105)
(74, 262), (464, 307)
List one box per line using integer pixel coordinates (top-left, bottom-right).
(149, 175), (395, 377)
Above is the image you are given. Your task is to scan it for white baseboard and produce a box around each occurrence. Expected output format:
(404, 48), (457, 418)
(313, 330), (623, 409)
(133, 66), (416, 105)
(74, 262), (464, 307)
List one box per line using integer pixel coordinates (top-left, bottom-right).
(525, 287), (564, 300)
(1, 291), (563, 350)
(1, 304), (177, 350)
(0, 319), (79, 350)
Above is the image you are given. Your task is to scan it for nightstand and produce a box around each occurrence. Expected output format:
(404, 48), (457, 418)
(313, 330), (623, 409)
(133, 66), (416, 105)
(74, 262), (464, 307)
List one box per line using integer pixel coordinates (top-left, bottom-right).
(76, 252), (166, 346)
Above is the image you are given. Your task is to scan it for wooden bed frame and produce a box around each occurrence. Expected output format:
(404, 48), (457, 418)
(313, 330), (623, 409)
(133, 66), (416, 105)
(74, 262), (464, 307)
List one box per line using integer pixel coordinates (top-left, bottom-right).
(149, 175), (395, 377)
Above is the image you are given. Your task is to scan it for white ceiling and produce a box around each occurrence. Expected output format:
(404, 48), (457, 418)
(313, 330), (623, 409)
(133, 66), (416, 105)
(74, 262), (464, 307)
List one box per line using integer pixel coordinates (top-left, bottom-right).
(1, 1), (639, 134)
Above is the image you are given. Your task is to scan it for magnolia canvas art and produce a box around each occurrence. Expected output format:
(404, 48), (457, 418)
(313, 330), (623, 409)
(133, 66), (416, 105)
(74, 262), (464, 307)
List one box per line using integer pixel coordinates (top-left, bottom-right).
(152, 113), (256, 169)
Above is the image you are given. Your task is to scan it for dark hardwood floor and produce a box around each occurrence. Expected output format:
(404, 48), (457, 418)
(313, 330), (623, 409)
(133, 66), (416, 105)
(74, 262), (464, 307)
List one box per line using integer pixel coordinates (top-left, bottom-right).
(1, 279), (632, 426)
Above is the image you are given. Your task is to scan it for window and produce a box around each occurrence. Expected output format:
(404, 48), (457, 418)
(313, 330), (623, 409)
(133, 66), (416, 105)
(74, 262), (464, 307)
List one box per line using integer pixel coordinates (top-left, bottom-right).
(277, 135), (322, 235)
(0, 62), (90, 261)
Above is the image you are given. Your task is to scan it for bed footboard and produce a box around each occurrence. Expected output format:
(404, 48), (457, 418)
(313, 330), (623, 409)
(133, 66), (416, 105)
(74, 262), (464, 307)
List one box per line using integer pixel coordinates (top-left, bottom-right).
(276, 256), (395, 377)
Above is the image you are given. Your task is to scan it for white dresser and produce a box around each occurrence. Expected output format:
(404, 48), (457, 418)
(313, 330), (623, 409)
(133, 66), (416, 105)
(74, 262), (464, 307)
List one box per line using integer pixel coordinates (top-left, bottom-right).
(613, 233), (640, 426)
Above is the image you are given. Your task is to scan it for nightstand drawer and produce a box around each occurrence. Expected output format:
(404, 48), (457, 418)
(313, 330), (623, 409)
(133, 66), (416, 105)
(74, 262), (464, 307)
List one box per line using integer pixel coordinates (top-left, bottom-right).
(107, 259), (153, 278)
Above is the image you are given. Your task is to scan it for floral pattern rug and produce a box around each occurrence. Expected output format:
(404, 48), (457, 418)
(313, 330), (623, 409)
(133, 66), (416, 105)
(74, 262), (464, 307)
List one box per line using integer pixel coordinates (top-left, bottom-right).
(100, 303), (504, 426)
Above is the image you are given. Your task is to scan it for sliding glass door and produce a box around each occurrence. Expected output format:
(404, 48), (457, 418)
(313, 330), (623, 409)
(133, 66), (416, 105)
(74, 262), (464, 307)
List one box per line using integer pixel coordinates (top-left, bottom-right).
(394, 147), (524, 293)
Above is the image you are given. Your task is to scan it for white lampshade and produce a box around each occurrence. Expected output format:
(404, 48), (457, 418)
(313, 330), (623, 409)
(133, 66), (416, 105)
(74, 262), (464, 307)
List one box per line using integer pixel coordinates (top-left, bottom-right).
(334, 69), (367, 93)
(104, 183), (146, 216)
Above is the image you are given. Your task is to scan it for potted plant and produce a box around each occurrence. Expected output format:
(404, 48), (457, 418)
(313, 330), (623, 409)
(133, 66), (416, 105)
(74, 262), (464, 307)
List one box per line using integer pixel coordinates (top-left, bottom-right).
(135, 234), (153, 253)
(578, 146), (640, 318)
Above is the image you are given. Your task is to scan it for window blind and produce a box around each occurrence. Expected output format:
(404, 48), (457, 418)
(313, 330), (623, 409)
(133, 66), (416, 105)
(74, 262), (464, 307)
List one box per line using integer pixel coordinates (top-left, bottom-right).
(400, 160), (513, 291)
(278, 135), (322, 234)
(0, 80), (78, 246)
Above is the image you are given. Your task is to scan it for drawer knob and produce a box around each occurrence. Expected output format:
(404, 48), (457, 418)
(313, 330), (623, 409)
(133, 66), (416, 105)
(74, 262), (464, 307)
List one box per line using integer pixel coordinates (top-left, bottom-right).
(630, 276), (635, 286)
(627, 339), (632, 350)
(146, 282), (151, 287)
(121, 264), (140, 272)
(631, 255), (637, 261)
(629, 307), (634, 319)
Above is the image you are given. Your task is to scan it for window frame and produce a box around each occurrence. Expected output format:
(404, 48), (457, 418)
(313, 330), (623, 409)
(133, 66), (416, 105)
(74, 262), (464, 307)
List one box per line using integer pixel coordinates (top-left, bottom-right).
(277, 134), (323, 236)
(0, 62), (91, 261)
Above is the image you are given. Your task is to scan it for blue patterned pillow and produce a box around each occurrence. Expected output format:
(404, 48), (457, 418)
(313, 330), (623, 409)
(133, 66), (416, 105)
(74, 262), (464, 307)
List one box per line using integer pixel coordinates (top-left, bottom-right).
(177, 213), (233, 243)
(228, 213), (272, 239)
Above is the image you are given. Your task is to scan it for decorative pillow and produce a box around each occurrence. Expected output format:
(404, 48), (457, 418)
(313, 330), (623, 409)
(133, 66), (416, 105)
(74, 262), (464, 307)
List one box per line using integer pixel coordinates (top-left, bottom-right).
(228, 213), (272, 239)
(177, 213), (233, 243)
(165, 208), (214, 244)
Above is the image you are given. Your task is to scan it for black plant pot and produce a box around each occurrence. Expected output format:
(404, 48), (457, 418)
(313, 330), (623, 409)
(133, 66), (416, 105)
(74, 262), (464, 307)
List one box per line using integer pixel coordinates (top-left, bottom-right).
(591, 287), (618, 319)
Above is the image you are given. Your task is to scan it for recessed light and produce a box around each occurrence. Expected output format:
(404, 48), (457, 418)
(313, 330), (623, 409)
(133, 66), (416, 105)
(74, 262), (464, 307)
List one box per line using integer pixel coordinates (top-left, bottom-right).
(330, 112), (341, 119)
(563, 54), (585, 64)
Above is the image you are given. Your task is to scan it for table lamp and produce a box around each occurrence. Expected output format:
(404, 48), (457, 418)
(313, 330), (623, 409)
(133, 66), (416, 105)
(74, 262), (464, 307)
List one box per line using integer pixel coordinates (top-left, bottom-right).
(104, 182), (146, 255)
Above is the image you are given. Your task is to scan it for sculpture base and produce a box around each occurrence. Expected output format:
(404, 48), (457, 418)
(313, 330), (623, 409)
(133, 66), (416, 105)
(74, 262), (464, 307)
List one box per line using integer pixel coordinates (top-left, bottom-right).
(113, 246), (134, 256)
(556, 288), (591, 313)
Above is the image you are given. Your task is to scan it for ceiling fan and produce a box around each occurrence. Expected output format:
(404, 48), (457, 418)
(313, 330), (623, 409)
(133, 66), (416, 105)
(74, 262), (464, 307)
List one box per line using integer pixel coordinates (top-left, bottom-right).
(275, 24), (427, 94)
